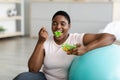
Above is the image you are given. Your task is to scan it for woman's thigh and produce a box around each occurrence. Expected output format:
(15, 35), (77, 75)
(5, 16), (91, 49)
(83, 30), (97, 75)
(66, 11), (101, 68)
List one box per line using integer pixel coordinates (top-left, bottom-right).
(13, 72), (47, 80)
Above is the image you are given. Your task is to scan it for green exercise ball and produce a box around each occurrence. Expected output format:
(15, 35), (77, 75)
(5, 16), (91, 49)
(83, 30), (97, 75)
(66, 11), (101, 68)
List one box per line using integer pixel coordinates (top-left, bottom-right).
(69, 44), (120, 80)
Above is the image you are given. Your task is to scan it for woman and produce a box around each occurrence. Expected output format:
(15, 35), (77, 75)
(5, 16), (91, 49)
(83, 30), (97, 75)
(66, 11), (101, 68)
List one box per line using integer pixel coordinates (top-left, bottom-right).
(14, 11), (115, 80)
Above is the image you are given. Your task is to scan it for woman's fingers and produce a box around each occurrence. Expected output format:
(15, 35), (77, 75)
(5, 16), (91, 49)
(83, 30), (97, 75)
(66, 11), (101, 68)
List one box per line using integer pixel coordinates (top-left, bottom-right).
(76, 44), (81, 47)
(40, 27), (46, 33)
(39, 27), (48, 41)
(71, 48), (78, 55)
(42, 27), (47, 32)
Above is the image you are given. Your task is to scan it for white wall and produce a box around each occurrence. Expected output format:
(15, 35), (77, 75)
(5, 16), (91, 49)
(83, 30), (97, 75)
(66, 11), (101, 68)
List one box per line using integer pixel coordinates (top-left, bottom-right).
(24, 0), (30, 36)
(24, 0), (120, 36)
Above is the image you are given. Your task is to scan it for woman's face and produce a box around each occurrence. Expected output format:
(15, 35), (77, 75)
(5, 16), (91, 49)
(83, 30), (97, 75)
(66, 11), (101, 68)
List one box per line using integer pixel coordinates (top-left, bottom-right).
(52, 15), (70, 40)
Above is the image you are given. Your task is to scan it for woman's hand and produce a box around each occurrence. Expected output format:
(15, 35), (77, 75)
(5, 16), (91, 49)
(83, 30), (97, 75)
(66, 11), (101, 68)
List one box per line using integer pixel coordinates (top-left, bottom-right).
(67, 44), (88, 56)
(38, 27), (48, 42)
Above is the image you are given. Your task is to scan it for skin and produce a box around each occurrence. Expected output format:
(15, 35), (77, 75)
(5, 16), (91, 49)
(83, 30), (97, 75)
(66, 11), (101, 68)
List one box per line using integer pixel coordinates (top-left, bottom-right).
(28, 15), (116, 73)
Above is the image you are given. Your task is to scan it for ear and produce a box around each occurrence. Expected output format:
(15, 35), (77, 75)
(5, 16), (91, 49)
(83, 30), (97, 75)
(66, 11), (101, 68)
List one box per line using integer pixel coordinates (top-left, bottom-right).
(69, 24), (71, 29)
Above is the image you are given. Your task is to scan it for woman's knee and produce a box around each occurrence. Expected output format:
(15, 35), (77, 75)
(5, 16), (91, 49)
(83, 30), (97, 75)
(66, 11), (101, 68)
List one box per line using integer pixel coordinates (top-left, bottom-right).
(13, 72), (47, 80)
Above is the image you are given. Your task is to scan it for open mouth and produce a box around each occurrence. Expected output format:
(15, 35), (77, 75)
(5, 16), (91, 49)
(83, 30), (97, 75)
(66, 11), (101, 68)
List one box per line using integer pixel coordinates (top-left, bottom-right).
(54, 30), (63, 37)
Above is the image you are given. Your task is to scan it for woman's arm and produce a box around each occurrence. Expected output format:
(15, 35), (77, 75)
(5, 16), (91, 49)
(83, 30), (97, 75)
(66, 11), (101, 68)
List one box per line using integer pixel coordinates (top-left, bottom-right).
(69, 33), (116, 55)
(28, 41), (45, 73)
(28, 27), (48, 73)
(83, 33), (116, 50)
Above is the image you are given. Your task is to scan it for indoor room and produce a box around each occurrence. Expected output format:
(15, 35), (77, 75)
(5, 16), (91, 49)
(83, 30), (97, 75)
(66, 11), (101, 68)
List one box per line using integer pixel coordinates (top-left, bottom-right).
(0, 0), (120, 80)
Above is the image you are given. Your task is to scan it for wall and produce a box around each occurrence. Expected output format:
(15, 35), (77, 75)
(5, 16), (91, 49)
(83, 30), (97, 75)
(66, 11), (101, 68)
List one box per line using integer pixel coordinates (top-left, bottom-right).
(24, 0), (120, 36)
(24, 0), (30, 36)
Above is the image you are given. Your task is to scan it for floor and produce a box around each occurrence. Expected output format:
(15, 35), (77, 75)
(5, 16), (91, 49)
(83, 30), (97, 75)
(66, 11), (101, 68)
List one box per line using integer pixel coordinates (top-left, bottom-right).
(0, 37), (37, 80)
(0, 37), (120, 80)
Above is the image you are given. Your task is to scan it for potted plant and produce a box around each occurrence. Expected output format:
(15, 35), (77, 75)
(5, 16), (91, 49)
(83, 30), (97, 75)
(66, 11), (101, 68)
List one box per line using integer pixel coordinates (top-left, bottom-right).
(0, 26), (6, 34)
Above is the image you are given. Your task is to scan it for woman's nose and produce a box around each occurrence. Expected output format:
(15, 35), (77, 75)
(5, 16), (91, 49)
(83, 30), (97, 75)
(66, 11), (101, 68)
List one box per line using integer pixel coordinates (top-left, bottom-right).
(57, 24), (61, 29)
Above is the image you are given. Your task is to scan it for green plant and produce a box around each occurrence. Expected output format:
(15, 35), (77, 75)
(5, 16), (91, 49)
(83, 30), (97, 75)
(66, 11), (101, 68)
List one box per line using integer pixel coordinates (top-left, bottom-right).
(0, 26), (5, 32)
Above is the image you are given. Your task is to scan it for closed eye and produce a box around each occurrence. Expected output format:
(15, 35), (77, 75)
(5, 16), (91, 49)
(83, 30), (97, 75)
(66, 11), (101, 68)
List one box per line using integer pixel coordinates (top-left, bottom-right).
(52, 22), (57, 26)
(61, 22), (66, 27)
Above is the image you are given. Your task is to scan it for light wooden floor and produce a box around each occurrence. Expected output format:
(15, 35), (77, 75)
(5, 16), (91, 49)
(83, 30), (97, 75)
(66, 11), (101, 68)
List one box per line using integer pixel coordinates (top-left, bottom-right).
(0, 37), (37, 80)
(0, 37), (119, 80)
